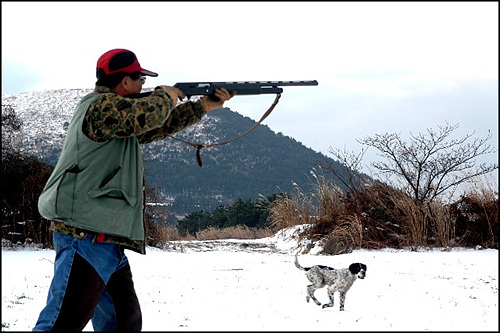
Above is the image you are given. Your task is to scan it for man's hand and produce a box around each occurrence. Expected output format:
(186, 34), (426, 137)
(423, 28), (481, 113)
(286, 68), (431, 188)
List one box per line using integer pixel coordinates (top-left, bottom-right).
(201, 88), (236, 112)
(156, 85), (186, 102)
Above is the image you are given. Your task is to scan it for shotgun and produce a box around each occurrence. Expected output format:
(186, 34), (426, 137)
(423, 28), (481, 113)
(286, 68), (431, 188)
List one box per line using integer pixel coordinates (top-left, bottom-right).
(128, 80), (318, 100)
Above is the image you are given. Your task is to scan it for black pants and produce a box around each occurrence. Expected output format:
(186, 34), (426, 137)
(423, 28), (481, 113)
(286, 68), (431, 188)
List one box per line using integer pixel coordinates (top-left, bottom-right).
(51, 253), (142, 331)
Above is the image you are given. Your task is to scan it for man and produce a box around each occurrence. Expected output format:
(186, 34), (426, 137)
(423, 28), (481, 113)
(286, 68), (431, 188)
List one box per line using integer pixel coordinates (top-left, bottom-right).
(33, 48), (234, 331)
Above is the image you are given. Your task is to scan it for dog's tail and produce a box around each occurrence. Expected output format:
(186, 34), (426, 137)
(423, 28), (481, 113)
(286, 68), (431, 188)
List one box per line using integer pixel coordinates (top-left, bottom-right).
(294, 253), (308, 271)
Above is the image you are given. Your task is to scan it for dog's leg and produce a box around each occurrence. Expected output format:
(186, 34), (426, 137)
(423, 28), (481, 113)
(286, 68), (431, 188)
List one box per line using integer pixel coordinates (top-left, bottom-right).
(306, 284), (322, 306)
(321, 286), (335, 309)
(339, 291), (347, 311)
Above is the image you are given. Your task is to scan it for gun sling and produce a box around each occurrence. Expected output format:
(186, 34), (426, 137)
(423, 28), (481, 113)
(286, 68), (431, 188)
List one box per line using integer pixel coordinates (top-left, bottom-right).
(167, 93), (282, 167)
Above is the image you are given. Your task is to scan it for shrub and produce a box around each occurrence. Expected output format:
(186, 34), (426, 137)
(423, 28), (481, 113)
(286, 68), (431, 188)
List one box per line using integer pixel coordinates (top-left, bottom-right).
(449, 181), (498, 248)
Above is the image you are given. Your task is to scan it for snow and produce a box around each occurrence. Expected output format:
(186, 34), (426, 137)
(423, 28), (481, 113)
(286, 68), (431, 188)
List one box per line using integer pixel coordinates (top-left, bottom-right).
(2, 227), (498, 331)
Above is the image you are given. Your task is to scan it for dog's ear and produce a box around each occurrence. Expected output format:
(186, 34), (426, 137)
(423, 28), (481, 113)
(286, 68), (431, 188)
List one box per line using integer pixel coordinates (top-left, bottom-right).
(349, 263), (366, 274)
(349, 263), (360, 274)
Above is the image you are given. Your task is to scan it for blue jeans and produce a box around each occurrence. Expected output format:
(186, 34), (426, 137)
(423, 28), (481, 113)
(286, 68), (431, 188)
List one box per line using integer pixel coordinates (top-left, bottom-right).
(33, 232), (141, 331)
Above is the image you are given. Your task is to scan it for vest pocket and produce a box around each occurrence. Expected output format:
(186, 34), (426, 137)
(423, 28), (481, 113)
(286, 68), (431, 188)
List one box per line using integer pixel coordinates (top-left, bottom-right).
(55, 165), (81, 218)
(86, 188), (138, 237)
(88, 188), (137, 207)
(99, 166), (121, 189)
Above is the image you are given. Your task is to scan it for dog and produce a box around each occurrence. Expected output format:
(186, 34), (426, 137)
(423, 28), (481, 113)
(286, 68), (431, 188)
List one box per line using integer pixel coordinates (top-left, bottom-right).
(294, 254), (367, 310)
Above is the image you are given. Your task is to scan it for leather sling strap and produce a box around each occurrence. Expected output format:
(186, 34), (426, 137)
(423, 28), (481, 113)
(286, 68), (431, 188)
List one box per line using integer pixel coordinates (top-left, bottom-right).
(167, 93), (282, 167)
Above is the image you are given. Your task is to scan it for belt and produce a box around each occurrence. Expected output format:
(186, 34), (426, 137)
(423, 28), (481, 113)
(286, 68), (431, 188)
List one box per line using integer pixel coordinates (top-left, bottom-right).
(74, 228), (106, 243)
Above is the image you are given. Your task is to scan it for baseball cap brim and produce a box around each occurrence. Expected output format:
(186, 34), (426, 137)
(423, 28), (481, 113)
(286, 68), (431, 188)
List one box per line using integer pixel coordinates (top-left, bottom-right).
(139, 69), (158, 77)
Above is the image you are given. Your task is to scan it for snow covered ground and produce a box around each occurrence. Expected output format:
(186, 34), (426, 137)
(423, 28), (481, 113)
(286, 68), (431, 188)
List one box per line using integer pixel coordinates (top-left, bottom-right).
(2, 228), (498, 331)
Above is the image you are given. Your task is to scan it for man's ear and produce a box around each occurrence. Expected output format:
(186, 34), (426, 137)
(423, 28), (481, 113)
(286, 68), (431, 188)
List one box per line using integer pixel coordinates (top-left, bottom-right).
(111, 77), (128, 95)
(121, 76), (130, 88)
(120, 76), (134, 93)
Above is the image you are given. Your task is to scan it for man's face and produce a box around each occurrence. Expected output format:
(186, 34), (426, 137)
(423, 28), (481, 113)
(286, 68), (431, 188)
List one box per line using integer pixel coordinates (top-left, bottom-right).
(127, 75), (144, 94)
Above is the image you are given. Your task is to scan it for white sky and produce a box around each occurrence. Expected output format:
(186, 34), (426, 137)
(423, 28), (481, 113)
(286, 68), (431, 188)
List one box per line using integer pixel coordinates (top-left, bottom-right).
(2, 1), (498, 184)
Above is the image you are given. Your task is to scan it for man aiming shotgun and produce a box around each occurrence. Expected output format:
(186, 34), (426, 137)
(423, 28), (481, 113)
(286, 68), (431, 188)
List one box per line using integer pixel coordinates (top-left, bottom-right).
(34, 48), (317, 331)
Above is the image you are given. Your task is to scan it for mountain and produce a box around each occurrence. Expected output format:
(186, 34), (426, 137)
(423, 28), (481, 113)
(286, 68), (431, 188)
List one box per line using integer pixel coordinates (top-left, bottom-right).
(2, 89), (347, 214)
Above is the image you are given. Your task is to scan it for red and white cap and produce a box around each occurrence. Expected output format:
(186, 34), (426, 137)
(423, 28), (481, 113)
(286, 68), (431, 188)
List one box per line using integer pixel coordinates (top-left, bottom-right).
(96, 48), (158, 78)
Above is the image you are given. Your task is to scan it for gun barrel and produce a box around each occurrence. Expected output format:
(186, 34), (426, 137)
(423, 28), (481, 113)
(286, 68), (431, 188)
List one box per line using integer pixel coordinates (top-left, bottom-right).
(174, 80), (317, 88)
(229, 80), (318, 86)
(174, 80), (318, 97)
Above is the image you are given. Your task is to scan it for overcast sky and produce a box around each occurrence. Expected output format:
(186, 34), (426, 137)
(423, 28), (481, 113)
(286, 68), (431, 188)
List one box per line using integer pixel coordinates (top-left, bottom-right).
(2, 2), (498, 185)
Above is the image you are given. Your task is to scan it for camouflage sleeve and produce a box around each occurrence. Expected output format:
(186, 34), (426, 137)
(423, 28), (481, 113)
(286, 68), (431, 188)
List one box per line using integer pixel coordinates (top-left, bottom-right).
(84, 88), (206, 143)
(136, 100), (206, 144)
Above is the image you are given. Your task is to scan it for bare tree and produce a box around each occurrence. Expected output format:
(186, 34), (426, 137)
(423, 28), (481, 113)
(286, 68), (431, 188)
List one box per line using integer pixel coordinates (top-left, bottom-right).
(320, 146), (370, 195)
(359, 122), (498, 203)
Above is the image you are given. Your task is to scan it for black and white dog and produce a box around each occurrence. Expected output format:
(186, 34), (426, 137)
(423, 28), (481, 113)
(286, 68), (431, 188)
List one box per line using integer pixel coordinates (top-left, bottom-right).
(294, 254), (367, 310)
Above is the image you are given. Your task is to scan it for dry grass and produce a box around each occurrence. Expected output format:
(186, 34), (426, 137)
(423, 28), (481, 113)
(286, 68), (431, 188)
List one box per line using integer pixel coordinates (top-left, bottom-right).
(449, 175), (498, 248)
(428, 201), (455, 247)
(322, 214), (363, 255)
(268, 183), (317, 231)
(312, 169), (345, 218)
(147, 223), (274, 246)
(195, 225), (274, 240)
(392, 194), (428, 247)
(147, 224), (186, 248)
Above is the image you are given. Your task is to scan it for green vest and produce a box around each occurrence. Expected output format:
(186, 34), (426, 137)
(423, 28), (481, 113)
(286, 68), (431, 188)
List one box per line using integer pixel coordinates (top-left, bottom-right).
(38, 92), (145, 242)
